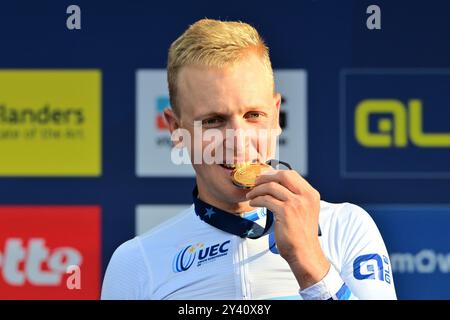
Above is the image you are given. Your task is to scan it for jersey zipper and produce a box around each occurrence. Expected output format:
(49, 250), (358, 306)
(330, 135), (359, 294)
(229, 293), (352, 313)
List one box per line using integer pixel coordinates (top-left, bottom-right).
(239, 238), (251, 299)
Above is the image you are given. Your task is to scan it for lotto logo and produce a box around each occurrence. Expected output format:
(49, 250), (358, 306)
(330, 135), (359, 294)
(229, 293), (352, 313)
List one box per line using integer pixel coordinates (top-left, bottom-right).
(0, 238), (82, 286)
(0, 206), (101, 299)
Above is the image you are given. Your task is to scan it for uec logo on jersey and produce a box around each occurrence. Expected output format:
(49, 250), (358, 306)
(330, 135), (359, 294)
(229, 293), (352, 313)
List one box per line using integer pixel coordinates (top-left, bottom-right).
(173, 240), (231, 273)
(353, 253), (392, 284)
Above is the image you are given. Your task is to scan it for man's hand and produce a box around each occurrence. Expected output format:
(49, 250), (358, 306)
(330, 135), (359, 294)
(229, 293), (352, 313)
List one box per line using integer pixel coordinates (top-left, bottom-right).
(245, 169), (330, 289)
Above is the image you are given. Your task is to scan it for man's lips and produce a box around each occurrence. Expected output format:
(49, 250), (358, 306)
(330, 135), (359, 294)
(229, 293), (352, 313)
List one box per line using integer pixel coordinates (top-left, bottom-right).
(219, 163), (237, 170)
(218, 160), (260, 170)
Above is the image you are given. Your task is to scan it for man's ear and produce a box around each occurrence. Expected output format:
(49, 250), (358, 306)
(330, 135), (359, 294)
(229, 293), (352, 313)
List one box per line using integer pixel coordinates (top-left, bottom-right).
(163, 107), (180, 135)
(273, 92), (282, 136)
(164, 107), (185, 148)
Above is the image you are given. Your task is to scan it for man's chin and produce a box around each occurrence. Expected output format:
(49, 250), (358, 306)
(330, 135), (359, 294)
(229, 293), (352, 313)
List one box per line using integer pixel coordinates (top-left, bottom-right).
(209, 180), (251, 205)
(225, 185), (250, 203)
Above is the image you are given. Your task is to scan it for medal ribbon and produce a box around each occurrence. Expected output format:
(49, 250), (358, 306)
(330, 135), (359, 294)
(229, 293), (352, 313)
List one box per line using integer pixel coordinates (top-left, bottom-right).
(193, 186), (322, 239)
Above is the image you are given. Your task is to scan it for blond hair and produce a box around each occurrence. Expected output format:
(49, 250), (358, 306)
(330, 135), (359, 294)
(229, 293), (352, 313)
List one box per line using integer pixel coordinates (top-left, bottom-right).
(167, 18), (273, 115)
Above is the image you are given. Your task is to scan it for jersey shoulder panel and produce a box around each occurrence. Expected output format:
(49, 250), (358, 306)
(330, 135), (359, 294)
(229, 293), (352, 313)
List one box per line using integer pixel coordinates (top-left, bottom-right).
(319, 200), (377, 240)
(138, 205), (195, 241)
(319, 200), (385, 259)
(101, 237), (151, 300)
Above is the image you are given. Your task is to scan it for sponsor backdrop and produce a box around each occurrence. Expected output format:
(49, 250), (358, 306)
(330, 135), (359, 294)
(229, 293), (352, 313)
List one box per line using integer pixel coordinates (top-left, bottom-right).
(0, 0), (449, 299)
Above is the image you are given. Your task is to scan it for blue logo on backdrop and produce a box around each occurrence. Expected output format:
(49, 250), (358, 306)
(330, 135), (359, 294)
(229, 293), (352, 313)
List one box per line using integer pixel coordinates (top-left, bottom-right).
(341, 69), (450, 178)
(353, 253), (391, 283)
(173, 240), (230, 272)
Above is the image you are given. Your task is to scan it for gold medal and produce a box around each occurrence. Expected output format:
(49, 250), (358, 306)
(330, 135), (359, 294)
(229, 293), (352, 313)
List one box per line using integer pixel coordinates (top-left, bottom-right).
(231, 163), (271, 189)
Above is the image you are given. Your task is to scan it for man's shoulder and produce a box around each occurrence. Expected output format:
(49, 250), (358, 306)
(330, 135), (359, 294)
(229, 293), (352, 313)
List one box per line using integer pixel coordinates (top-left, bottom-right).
(319, 200), (374, 229)
(109, 206), (196, 262)
(107, 236), (142, 267)
(138, 205), (196, 243)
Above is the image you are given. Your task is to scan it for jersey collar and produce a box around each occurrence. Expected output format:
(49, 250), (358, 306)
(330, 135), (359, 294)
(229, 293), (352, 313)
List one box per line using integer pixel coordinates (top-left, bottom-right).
(192, 186), (273, 239)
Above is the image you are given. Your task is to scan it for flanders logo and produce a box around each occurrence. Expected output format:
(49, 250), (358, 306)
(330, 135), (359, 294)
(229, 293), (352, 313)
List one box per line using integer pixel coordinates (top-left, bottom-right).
(0, 70), (101, 176)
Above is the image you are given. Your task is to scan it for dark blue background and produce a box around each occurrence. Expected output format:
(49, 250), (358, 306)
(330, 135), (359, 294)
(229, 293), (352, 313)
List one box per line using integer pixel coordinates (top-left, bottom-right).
(369, 207), (450, 299)
(0, 0), (449, 299)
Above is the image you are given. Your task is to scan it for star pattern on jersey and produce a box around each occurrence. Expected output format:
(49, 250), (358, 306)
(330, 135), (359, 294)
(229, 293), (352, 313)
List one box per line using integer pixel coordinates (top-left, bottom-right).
(244, 228), (255, 237)
(205, 207), (216, 219)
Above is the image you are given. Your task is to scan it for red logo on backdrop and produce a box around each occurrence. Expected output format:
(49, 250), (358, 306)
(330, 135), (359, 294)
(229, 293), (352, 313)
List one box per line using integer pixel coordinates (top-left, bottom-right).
(155, 96), (170, 131)
(0, 206), (101, 299)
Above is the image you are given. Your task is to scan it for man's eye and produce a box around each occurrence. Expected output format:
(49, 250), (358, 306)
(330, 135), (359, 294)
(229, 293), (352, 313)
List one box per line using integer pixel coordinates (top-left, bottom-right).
(245, 112), (264, 119)
(202, 118), (223, 126)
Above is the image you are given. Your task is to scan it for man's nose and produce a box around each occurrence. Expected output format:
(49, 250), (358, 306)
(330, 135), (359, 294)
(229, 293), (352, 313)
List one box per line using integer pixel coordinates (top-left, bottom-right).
(224, 117), (258, 159)
(227, 117), (250, 146)
(227, 116), (248, 131)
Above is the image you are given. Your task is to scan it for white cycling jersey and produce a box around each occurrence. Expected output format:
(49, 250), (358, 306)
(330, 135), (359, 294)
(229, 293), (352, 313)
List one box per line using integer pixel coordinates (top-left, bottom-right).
(101, 199), (397, 300)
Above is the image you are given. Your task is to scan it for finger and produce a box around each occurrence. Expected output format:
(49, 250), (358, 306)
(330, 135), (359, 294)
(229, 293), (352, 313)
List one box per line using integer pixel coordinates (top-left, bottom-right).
(255, 170), (312, 195)
(246, 181), (291, 202)
(248, 194), (284, 215)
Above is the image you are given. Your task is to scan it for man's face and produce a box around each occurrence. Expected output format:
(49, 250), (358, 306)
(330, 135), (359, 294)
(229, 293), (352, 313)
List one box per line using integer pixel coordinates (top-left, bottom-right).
(166, 53), (281, 210)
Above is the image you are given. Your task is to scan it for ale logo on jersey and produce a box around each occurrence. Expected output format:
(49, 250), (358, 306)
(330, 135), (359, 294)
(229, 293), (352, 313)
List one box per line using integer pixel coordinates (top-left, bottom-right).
(0, 70), (101, 176)
(173, 240), (231, 272)
(0, 206), (101, 299)
(353, 253), (392, 284)
(341, 69), (450, 177)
